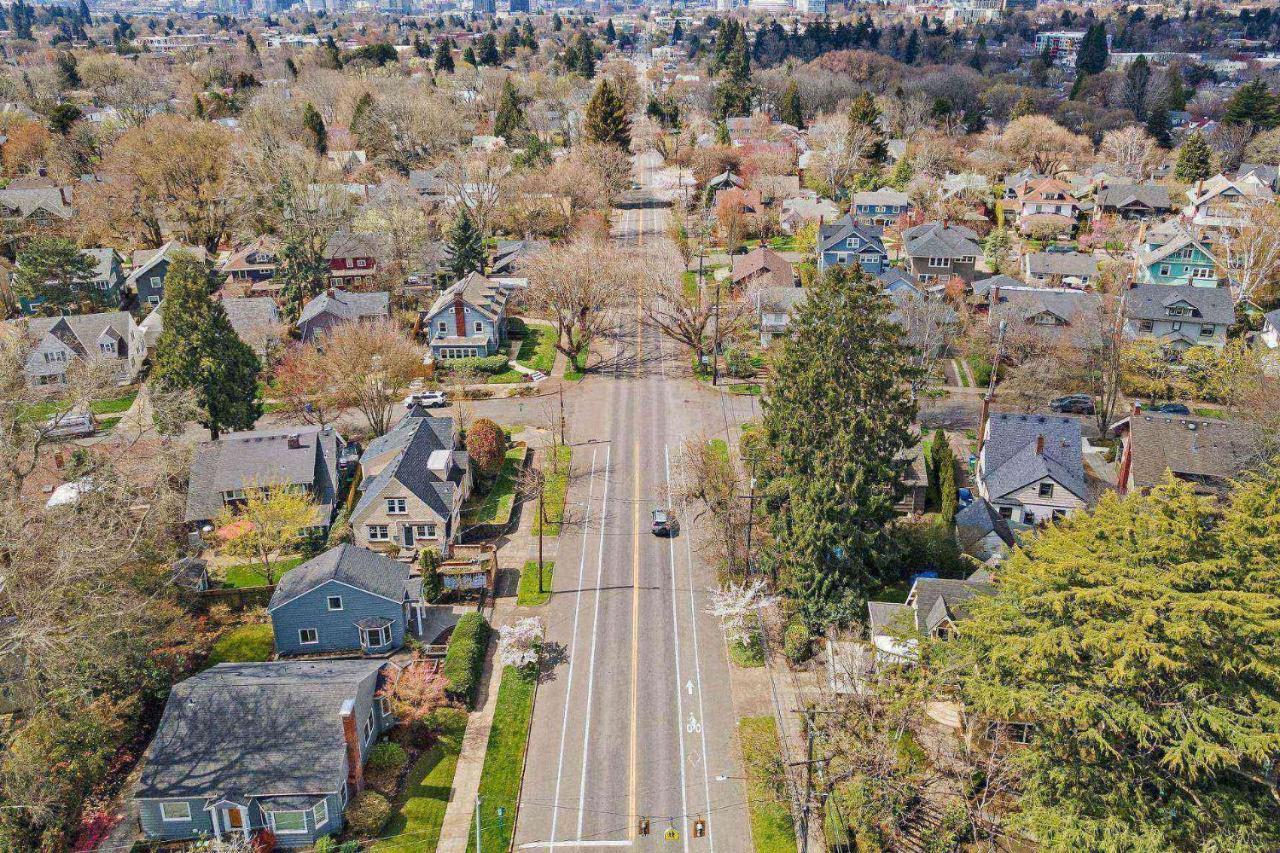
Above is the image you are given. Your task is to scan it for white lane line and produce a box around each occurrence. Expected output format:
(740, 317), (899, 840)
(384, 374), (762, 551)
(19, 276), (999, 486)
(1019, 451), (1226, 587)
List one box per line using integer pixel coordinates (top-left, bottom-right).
(519, 842), (633, 849)
(680, 452), (716, 851)
(576, 444), (613, 837)
(664, 444), (691, 853)
(549, 449), (598, 845)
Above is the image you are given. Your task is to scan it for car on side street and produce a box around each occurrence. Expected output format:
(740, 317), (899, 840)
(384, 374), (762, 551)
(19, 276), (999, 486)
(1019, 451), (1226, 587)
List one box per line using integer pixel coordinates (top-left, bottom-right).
(404, 391), (447, 409)
(1153, 402), (1190, 415)
(1049, 394), (1095, 415)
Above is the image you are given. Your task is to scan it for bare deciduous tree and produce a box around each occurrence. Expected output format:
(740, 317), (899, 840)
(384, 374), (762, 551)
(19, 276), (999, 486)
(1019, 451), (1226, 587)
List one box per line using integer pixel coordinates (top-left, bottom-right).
(1217, 200), (1280, 304)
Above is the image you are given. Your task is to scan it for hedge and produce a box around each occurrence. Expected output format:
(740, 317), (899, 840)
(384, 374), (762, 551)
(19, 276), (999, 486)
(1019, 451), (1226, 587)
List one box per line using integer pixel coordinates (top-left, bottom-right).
(436, 354), (510, 375)
(442, 613), (491, 707)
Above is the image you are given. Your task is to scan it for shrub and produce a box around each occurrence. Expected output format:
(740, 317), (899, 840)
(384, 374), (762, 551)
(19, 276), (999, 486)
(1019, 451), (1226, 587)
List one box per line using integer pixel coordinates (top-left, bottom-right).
(313, 838), (338, 853)
(438, 354), (509, 375)
(783, 622), (811, 665)
(466, 418), (507, 477)
(442, 613), (490, 707)
(420, 548), (443, 602)
(345, 790), (391, 837)
(365, 740), (409, 793)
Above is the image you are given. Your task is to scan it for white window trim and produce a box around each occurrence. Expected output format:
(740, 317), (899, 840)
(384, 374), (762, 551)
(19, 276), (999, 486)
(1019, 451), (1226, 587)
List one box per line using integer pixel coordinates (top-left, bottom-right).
(927, 256), (951, 269)
(312, 800), (329, 829)
(268, 809), (308, 835)
(367, 524), (389, 542)
(299, 628), (319, 645)
(364, 710), (376, 743)
(379, 695), (392, 717)
(160, 802), (192, 822)
(327, 595), (344, 611)
(386, 498), (407, 515)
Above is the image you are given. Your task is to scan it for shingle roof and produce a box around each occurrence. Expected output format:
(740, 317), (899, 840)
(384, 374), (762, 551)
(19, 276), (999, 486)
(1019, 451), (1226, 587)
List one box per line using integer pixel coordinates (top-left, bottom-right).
(323, 230), (391, 260)
(817, 215), (886, 255)
(852, 187), (909, 207)
(1096, 182), (1172, 211)
(425, 273), (514, 322)
(184, 425), (341, 523)
(297, 289), (390, 326)
(269, 544), (412, 610)
(1123, 284), (1235, 326)
(25, 311), (132, 356)
(902, 222), (980, 260)
(221, 297), (279, 340)
(732, 247), (793, 288)
(136, 660), (386, 799)
(1025, 251), (1098, 279)
(1126, 413), (1259, 493)
(866, 601), (914, 638)
(352, 417), (463, 521)
(0, 186), (72, 219)
(909, 578), (996, 633)
(971, 274), (1024, 298)
(990, 286), (1100, 327)
(954, 497), (1015, 553)
(982, 412), (1087, 501)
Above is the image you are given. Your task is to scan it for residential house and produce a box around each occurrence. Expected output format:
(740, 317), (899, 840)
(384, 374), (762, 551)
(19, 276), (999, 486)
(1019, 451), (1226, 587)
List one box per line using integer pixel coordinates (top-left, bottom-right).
(135, 659), (396, 848)
(954, 497), (1015, 563)
(350, 414), (471, 557)
(1235, 163), (1279, 192)
(126, 242), (209, 310)
(731, 247), (794, 291)
(1183, 173), (1274, 230)
(779, 195), (840, 234)
(0, 185), (73, 230)
(219, 236), (280, 289)
(323, 231), (390, 289)
(896, 442), (928, 515)
(422, 272), (515, 361)
(901, 222), (982, 285)
(1012, 178), (1081, 236)
(969, 273), (1024, 307)
(988, 286), (1101, 348)
(490, 239), (548, 276)
(15, 247), (125, 314)
(755, 286), (807, 346)
(1122, 284), (1234, 351)
(1133, 224), (1223, 287)
(977, 412), (1089, 526)
(1093, 183), (1173, 221)
(295, 288), (391, 343)
(12, 311), (145, 387)
(851, 187), (911, 227)
(865, 574), (997, 664)
(1113, 409), (1259, 497)
(1259, 308), (1280, 373)
(816, 215), (888, 275)
(268, 544), (432, 656)
(183, 425), (344, 532)
(753, 174), (802, 207)
(140, 296), (282, 360)
(705, 169), (745, 200)
(1022, 251), (1098, 288)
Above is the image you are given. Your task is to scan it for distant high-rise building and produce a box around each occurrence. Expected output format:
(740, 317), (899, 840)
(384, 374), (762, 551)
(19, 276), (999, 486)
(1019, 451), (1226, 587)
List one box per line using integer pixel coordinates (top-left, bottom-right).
(509, 0), (529, 11)
(797, 0), (825, 13)
(472, 0), (495, 12)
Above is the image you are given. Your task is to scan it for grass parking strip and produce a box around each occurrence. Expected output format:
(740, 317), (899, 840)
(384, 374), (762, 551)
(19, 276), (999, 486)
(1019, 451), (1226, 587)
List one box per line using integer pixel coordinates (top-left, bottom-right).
(532, 446), (572, 536)
(465, 666), (536, 853)
(373, 711), (468, 853)
(739, 716), (799, 853)
(517, 560), (554, 607)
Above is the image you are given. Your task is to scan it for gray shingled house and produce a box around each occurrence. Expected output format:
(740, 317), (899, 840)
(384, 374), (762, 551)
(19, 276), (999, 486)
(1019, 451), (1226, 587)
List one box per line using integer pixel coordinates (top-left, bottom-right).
(1022, 250), (1099, 287)
(1122, 284), (1235, 351)
(865, 574), (996, 664)
(901, 222), (982, 285)
(135, 659), (396, 847)
(184, 425), (344, 532)
(954, 497), (1016, 563)
(268, 544), (435, 656)
(295, 288), (390, 343)
(978, 413), (1089, 527)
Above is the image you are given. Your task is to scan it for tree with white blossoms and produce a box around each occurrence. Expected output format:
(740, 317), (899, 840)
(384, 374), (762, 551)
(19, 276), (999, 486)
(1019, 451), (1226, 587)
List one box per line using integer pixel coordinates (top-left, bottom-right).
(498, 617), (545, 675)
(1216, 199), (1280, 303)
(705, 578), (777, 646)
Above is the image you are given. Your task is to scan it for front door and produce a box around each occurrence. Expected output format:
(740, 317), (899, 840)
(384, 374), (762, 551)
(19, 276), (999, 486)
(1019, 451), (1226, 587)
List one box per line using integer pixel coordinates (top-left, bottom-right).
(403, 524), (415, 547)
(225, 808), (244, 830)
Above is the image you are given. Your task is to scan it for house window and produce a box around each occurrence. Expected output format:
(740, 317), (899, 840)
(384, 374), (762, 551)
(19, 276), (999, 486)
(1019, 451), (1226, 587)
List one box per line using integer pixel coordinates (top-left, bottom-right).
(222, 488), (246, 504)
(364, 710), (376, 742)
(1193, 266), (1216, 279)
(927, 257), (951, 268)
(299, 628), (319, 645)
(327, 595), (343, 611)
(998, 506), (1013, 519)
(269, 810), (307, 834)
(1038, 482), (1054, 498)
(312, 800), (330, 829)
(1022, 510), (1036, 524)
(959, 256), (976, 264)
(149, 275), (162, 288)
(160, 802), (192, 822)
(362, 624), (392, 649)
(386, 498), (407, 514)
(438, 321), (447, 334)
(1052, 509), (1067, 520)
(99, 341), (115, 355)
(1167, 305), (1189, 317)
(1171, 321), (1182, 332)
(148, 295), (161, 307)
(356, 259), (367, 268)
(1201, 324), (1215, 337)
(1159, 264), (1171, 277)
(379, 695), (392, 717)
(1138, 319), (1154, 333)
(414, 523), (437, 539)
(474, 321), (483, 333)
(44, 351), (66, 364)
(367, 524), (389, 541)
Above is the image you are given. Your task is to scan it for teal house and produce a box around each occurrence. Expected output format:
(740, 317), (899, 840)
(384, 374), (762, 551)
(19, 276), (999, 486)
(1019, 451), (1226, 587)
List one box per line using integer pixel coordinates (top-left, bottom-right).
(1134, 225), (1223, 288)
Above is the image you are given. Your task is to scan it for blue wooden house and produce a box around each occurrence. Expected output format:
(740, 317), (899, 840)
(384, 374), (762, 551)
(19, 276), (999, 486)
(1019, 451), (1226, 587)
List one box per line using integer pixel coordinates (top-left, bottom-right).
(851, 188), (911, 227)
(422, 272), (516, 361)
(816, 215), (888, 275)
(1133, 224), (1223, 288)
(268, 544), (428, 656)
(135, 659), (396, 848)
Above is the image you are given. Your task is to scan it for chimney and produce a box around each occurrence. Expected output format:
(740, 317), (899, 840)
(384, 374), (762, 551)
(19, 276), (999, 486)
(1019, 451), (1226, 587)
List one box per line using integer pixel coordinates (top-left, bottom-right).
(453, 294), (466, 338)
(287, 433), (301, 449)
(326, 288), (335, 299)
(1035, 434), (1045, 455)
(339, 700), (365, 793)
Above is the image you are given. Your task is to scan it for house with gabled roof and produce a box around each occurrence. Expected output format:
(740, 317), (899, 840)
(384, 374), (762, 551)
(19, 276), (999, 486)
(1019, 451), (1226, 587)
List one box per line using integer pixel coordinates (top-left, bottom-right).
(135, 659), (397, 848)
(12, 310), (145, 387)
(0, 185), (73, 229)
(1093, 182), (1173, 221)
(268, 544), (442, 656)
(954, 497), (1015, 564)
(295, 288), (390, 343)
(1184, 173), (1274, 230)
(1133, 223), (1222, 288)
(901, 222), (982, 285)
(851, 187), (910, 227)
(323, 231), (390, 288)
(865, 573), (997, 664)
(219, 236), (280, 287)
(731, 246), (794, 291)
(987, 284), (1101, 348)
(1012, 177), (1081, 236)
(1113, 408), (1260, 498)
(1122, 284), (1235, 350)
(350, 413), (471, 558)
(817, 215), (887, 275)
(977, 412), (1089, 527)
(422, 272), (515, 361)
(126, 242), (208, 310)
(1022, 250), (1098, 288)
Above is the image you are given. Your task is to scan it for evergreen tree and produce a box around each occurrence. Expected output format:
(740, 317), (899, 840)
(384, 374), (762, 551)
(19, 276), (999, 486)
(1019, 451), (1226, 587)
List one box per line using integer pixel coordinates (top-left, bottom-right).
(903, 28), (919, 64)
(847, 91), (887, 165)
(245, 31), (258, 58)
(604, 18), (616, 43)
(1010, 93), (1037, 120)
(1075, 22), (1109, 77)
(552, 11), (562, 31)
(886, 155), (914, 190)
(934, 432), (957, 525)
(1224, 78), (1278, 129)
(77, 0), (89, 24)
(285, 57), (298, 78)
(761, 266), (921, 627)
(500, 27), (518, 60)
(969, 32), (987, 71)
(462, 46), (477, 67)
(434, 39), (455, 73)
(573, 31), (595, 76)
(1146, 100), (1173, 147)
(301, 103), (327, 154)
(779, 79), (803, 129)
(957, 472), (1280, 851)
(584, 78), (631, 151)
(48, 103), (81, 135)
(476, 32), (499, 65)
(151, 253), (261, 439)
(713, 30), (755, 118)
(494, 77), (526, 143)
(446, 209), (485, 279)
(715, 120), (731, 146)
(1175, 130), (1215, 183)
(671, 19), (683, 44)
(14, 237), (100, 310)
(55, 52), (79, 90)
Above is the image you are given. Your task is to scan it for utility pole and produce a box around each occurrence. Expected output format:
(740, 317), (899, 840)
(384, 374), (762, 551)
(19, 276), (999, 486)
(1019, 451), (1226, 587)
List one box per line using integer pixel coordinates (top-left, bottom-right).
(536, 469), (546, 595)
(711, 275), (721, 386)
(558, 383), (566, 452)
(741, 474), (759, 579)
(475, 795), (483, 852)
(798, 713), (815, 853)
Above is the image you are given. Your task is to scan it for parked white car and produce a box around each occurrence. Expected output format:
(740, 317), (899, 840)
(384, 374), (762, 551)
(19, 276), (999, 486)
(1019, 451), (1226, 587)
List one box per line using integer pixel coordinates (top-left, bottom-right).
(404, 391), (447, 409)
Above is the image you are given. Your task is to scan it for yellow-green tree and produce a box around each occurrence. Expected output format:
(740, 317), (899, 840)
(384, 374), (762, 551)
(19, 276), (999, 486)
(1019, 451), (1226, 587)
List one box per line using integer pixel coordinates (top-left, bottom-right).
(215, 481), (317, 585)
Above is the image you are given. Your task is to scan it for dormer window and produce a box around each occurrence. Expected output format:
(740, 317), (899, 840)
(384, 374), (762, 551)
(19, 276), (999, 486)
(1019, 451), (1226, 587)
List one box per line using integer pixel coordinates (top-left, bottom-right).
(99, 341), (116, 354)
(1166, 305), (1190, 317)
(327, 595), (343, 611)
(386, 498), (407, 514)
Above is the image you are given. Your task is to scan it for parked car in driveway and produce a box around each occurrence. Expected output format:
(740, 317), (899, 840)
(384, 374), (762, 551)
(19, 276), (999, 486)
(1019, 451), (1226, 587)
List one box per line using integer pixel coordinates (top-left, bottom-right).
(1049, 394), (1095, 415)
(404, 391), (447, 409)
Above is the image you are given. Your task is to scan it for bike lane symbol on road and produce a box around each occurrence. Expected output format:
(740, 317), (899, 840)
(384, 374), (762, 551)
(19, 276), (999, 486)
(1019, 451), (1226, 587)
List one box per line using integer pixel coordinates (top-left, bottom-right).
(686, 713), (702, 734)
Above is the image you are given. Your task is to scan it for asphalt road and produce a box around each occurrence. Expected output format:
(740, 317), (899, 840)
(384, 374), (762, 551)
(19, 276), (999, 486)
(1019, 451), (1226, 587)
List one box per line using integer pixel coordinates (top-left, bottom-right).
(512, 187), (753, 851)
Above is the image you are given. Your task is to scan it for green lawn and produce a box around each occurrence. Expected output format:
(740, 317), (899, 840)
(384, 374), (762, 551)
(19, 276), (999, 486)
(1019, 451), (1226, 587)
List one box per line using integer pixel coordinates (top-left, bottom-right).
(466, 667), (537, 853)
(517, 560), (554, 607)
(767, 235), (800, 252)
(563, 353), (586, 381)
(532, 446), (572, 536)
(486, 368), (527, 385)
(462, 446), (528, 527)
(739, 717), (798, 853)
(709, 438), (730, 465)
(221, 555), (305, 589)
(682, 270), (699, 301)
(21, 390), (137, 423)
(207, 623), (274, 667)
(373, 712), (468, 853)
(515, 325), (556, 374)
(727, 383), (762, 396)
(730, 633), (766, 668)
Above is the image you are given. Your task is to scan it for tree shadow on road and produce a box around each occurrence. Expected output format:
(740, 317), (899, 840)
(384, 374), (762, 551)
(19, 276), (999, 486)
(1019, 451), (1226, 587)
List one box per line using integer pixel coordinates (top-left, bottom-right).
(536, 640), (569, 684)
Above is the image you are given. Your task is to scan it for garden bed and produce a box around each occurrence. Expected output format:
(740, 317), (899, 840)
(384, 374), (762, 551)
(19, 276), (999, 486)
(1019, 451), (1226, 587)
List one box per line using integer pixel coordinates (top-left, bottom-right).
(373, 711), (469, 853)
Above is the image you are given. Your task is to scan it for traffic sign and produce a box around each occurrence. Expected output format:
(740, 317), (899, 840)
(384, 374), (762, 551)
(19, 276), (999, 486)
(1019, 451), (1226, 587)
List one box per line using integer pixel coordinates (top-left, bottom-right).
(664, 828), (680, 841)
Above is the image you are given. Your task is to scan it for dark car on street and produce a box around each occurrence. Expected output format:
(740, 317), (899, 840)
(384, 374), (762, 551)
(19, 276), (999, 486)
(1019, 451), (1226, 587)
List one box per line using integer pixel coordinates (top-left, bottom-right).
(651, 508), (674, 536)
(1049, 394), (1095, 415)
